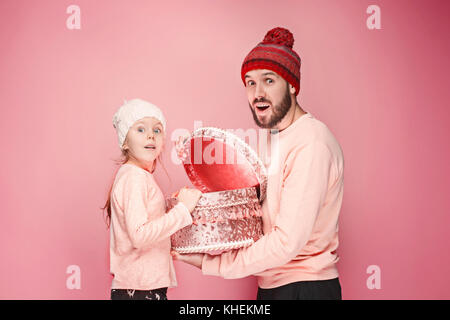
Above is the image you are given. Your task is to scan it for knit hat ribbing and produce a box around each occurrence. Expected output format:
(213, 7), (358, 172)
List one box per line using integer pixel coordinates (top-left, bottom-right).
(241, 27), (301, 95)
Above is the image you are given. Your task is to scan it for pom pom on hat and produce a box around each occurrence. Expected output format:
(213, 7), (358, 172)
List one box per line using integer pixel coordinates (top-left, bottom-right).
(261, 27), (294, 49)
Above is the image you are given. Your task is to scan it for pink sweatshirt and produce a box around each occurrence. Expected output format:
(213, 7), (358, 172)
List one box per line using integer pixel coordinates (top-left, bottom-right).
(109, 163), (192, 290)
(202, 113), (344, 289)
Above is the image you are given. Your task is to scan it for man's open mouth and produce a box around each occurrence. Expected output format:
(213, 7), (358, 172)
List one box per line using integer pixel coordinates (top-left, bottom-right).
(255, 103), (271, 111)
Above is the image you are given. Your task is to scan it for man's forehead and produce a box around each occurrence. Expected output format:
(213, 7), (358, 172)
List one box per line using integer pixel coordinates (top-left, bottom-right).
(244, 69), (281, 78)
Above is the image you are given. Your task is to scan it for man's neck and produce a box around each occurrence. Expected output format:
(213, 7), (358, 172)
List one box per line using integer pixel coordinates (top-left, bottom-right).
(274, 103), (305, 133)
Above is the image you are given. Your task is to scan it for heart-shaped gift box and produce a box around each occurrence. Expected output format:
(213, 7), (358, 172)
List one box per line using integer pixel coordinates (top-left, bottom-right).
(169, 127), (267, 254)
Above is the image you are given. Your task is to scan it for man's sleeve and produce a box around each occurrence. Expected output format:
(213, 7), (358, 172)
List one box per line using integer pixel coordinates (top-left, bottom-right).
(201, 142), (333, 279)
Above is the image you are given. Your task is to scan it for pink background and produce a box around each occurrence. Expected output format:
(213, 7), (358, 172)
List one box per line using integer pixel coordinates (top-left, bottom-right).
(1, 0), (449, 299)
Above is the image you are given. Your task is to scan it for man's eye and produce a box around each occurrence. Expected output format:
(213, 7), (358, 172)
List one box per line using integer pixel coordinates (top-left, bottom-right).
(247, 80), (255, 86)
(266, 78), (274, 84)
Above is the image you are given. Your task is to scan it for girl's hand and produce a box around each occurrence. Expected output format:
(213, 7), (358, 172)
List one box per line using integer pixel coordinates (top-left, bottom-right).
(177, 187), (202, 213)
(171, 251), (203, 269)
(175, 134), (190, 162)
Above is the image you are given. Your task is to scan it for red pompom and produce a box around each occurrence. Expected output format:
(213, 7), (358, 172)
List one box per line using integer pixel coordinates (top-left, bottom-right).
(261, 27), (294, 49)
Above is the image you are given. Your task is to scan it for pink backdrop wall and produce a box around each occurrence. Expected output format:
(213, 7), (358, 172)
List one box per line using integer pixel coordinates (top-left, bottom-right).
(1, 0), (449, 299)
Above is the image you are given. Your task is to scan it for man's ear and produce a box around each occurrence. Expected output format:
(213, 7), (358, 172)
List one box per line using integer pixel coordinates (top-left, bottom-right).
(289, 84), (296, 95)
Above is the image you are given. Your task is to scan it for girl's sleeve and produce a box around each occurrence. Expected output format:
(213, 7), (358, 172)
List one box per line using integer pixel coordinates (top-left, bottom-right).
(120, 170), (193, 249)
(201, 142), (333, 278)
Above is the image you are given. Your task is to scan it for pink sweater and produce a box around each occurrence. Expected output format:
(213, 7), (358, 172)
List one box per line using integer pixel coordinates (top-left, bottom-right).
(202, 113), (344, 289)
(109, 163), (192, 290)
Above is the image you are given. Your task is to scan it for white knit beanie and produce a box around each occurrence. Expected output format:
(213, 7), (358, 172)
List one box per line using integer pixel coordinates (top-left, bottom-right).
(112, 98), (167, 149)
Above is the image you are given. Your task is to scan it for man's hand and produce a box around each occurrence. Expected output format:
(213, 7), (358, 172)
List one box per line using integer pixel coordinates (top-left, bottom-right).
(171, 251), (204, 269)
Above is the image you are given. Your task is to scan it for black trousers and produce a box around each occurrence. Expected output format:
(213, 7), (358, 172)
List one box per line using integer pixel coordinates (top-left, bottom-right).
(111, 287), (168, 300)
(257, 278), (342, 300)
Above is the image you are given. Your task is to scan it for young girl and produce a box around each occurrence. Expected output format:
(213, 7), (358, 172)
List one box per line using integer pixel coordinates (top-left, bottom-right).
(104, 98), (201, 300)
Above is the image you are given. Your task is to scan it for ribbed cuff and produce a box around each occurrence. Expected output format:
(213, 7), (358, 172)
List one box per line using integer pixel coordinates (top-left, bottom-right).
(174, 202), (193, 227)
(201, 253), (220, 276)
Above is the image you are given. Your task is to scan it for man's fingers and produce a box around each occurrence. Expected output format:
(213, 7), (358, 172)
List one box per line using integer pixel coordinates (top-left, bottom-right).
(171, 250), (180, 260)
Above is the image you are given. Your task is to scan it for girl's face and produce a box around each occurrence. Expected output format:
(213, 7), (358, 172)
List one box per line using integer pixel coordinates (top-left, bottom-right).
(123, 117), (164, 171)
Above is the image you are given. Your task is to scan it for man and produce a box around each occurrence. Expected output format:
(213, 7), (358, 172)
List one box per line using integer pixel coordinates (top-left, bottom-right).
(174, 27), (344, 300)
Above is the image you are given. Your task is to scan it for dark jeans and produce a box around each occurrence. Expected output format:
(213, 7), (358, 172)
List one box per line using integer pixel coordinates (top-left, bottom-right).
(257, 278), (342, 300)
(111, 287), (168, 300)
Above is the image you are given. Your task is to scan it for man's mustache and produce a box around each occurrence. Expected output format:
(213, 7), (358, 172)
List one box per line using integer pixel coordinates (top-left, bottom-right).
(253, 97), (272, 105)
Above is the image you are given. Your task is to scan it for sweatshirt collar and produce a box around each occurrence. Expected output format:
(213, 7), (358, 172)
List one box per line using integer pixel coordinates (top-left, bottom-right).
(270, 112), (312, 138)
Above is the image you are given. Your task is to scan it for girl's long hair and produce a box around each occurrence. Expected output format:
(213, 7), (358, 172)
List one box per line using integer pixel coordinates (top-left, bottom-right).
(102, 148), (170, 228)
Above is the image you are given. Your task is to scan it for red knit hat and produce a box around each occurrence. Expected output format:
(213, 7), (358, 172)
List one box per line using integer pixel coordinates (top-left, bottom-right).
(241, 27), (301, 96)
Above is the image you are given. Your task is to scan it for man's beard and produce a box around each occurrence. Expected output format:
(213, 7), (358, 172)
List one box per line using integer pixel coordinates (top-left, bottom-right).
(248, 86), (292, 129)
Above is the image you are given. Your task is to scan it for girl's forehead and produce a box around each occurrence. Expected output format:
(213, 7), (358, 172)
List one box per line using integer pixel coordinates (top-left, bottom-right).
(133, 117), (162, 127)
